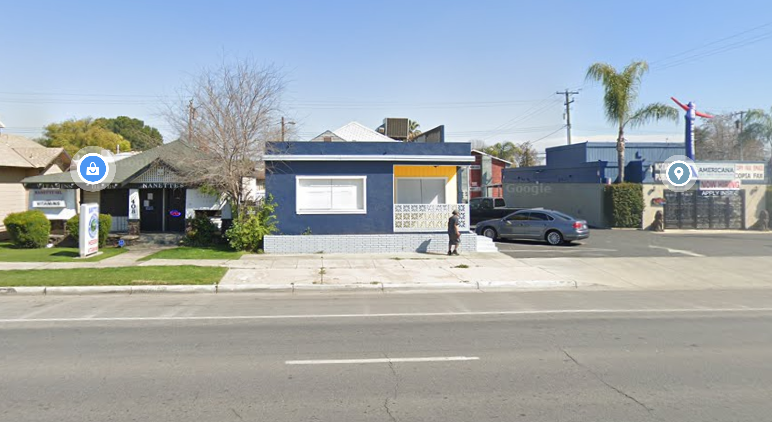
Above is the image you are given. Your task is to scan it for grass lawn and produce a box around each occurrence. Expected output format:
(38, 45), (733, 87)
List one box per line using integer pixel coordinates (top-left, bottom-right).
(0, 242), (127, 262)
(140, 245), (245, 261)
(0, 266), (227, 287)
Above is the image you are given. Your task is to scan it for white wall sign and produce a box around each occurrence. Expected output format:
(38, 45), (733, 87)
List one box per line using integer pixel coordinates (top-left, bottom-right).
(79, 203), (99, 258)
(734, 163), (766, 181)
(470, 165), (481, 170)
(695, 163), (737, 181)
(128, 189), (140, 220)
(29, 189), (77, 220)
(33, 200), (66, 208)
(655, 162), (767, 182)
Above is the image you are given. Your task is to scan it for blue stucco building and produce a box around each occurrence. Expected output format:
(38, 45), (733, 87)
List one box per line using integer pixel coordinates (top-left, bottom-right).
(263, 141), (482, 253)
(504, 142), (687, 184)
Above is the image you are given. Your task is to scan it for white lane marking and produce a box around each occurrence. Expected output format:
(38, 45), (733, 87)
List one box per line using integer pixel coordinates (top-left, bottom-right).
(286, 356), (479, 365)
(648, 245), (706, 257)
(497, 247), (617, 253)
(2, 308), (772, 323)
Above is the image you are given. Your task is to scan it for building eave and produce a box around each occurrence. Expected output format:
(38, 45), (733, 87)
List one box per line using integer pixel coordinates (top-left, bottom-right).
(264, 155), (475, 163)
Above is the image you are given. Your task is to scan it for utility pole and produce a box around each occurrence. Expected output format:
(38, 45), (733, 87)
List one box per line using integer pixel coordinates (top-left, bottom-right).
(281, 117), (295, 142)
(557, 89), (579, 145)
(731, 111), (746, 161)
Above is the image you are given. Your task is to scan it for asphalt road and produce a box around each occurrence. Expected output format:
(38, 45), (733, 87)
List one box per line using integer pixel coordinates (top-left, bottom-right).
(495, 229), (772, 258)
(2, 291), (772, 422)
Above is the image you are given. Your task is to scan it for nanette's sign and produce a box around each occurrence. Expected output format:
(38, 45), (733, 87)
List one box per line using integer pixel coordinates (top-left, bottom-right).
(79, 203), (99, 258)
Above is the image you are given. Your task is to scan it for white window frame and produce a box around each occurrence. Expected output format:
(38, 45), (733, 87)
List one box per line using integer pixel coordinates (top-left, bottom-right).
(295, 175), (367, 215)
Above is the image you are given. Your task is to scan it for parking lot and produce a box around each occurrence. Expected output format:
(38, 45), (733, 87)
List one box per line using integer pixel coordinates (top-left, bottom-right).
(494, 229), (772, 258)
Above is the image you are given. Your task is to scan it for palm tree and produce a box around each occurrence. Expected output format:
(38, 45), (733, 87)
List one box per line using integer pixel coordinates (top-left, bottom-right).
(742, 107), (772, 151)
(407, 120), (422, 141)
(585, 61), (679, 183)
(482, 141), (518, 163)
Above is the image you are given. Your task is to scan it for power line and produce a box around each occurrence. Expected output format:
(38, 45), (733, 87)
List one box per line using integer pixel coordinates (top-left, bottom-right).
(650, 21), (772, 66)
(482, 96), (563, 140)
(530, 126), (569, 144)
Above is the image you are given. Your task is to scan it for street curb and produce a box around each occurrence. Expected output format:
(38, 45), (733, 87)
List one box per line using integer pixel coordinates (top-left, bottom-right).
(0, 280), (576, 295)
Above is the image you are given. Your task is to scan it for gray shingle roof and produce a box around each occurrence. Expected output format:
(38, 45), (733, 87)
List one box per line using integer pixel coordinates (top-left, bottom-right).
(0, 134), (66, 168)
(22, 140), (198, 185)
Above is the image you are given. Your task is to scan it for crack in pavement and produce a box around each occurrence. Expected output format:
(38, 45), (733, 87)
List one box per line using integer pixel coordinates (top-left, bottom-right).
(561, 348), (660, 419)
(230, 408), (243, 421)
(383, 353), (399, 422)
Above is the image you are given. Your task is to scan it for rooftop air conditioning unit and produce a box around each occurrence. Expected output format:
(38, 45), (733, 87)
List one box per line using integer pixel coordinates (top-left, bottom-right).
(383, 118), (409, 140)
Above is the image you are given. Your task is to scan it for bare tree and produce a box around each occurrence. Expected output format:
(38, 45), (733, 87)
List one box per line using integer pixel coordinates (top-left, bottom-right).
(695, 114), (766, 161)
(470, 139), (486, 150)
(166, 59), (286, 218)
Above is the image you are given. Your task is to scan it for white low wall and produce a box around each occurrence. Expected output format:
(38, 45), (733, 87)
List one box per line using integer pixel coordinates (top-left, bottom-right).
(265, 233), (478, 254)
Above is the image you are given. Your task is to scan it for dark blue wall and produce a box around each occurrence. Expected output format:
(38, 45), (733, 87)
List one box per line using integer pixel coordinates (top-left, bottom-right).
(267, 161), (393, 235)
(269, 141), (472, 156)
(504, 162), (609, 184)
(546, 143), (587, 167)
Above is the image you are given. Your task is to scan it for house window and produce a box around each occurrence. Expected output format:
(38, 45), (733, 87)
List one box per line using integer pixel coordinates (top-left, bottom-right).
(395, 178), (446, 204)
(296, 176), (367, 214)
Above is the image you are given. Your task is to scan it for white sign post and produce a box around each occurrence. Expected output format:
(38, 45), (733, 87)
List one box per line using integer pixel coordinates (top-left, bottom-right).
(79, 203), (100, 258)
(128, 189), (140, 220)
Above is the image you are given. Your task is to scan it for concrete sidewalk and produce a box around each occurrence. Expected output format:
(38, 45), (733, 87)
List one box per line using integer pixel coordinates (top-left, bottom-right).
(2, 251), (772, 293)
(217, 253), (772, 291)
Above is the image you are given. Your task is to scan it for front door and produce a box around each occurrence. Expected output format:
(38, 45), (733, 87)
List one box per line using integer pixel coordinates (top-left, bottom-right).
(165, 188), (187, 233)
(139, 189), (163, 232)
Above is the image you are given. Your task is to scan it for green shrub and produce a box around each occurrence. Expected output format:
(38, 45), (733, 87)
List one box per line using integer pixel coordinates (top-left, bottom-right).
(3, 210), (51, 248)
(605, 183), (644, 228)
(225, 196), (278, 252)
(67, 214), (112, 247)
(185, 214), (219, 246)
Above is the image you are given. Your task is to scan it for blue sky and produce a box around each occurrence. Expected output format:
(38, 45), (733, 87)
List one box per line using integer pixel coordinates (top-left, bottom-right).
(2, 0), (771, 152)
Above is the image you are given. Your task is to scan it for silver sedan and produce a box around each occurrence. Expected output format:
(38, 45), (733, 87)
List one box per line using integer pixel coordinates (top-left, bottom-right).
(475, 209), (589, 245)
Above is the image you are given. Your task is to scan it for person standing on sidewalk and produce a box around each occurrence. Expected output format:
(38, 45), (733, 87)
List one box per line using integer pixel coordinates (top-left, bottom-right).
(448, 210), (461, 256)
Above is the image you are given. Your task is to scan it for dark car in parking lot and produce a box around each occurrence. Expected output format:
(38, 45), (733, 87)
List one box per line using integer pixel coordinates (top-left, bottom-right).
(475, 208), (589, 245)
(469, 197), (523, 225)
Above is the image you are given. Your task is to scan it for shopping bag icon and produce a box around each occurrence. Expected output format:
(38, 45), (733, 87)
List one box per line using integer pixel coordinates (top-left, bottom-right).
(86, 162), (99, 176)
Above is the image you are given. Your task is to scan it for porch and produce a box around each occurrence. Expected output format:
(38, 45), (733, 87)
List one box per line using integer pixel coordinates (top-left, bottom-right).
(392, 165), (469, 233)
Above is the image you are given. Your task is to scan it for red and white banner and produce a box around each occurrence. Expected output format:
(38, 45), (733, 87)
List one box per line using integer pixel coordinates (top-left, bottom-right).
(699, 180), (741, 191)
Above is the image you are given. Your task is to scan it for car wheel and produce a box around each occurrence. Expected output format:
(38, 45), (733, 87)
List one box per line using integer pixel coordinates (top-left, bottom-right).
(483, 227), (498, 240)
(546, 230), (563, 245)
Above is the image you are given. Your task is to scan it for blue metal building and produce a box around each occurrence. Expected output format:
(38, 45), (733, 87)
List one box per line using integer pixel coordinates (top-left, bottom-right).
(504, 142), (686, 184)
